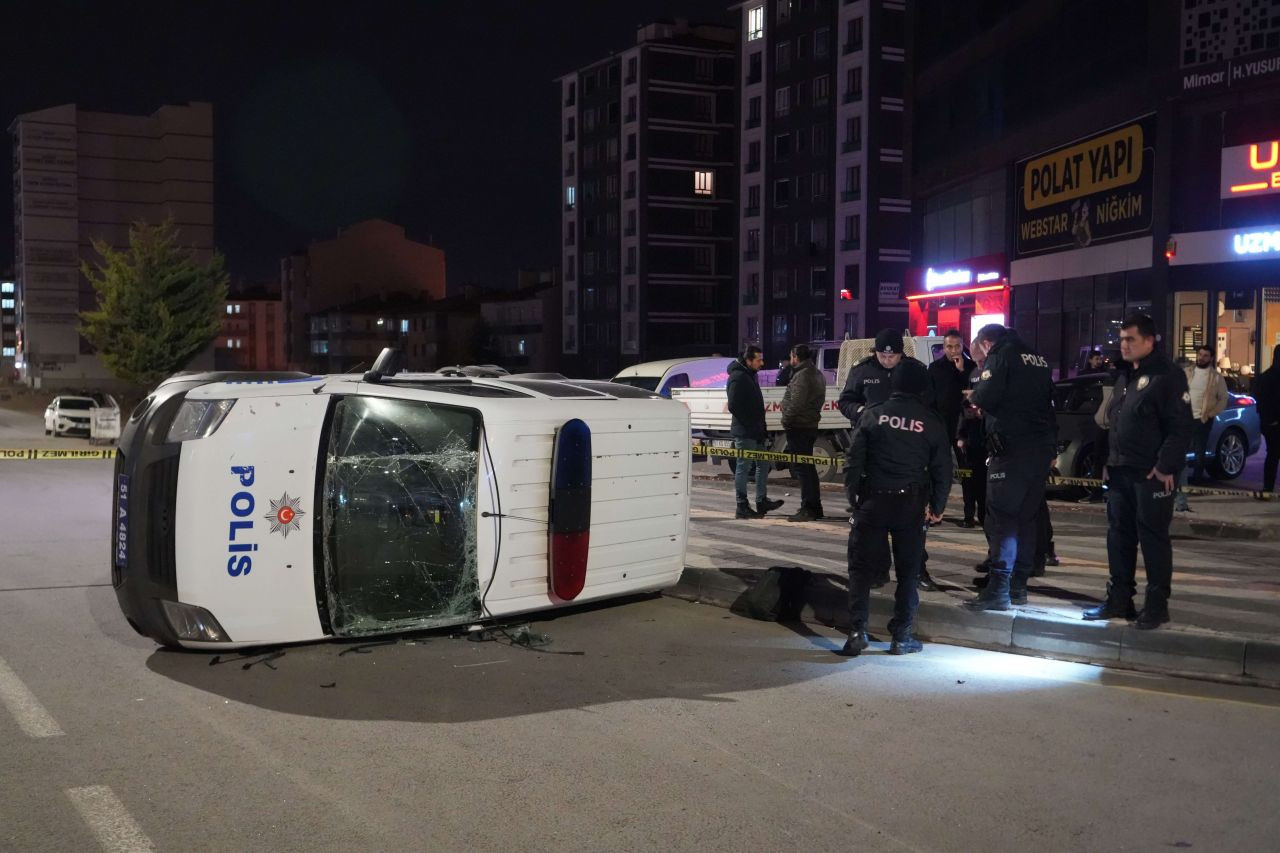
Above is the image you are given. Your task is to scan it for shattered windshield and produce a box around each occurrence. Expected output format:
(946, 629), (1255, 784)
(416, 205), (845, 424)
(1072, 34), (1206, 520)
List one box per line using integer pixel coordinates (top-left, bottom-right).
(321, 395), (482, 636)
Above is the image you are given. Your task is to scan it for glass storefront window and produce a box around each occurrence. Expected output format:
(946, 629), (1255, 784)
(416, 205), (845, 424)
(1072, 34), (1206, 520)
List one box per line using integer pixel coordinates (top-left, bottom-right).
(1173, 291), (1209, 363)
(1263, 288), (1280, 373)
(1217, 289), (1257, 388)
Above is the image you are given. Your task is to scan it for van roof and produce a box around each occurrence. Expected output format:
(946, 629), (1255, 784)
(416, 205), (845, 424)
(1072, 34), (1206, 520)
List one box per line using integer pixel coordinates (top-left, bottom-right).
(612, 357), (732, 379)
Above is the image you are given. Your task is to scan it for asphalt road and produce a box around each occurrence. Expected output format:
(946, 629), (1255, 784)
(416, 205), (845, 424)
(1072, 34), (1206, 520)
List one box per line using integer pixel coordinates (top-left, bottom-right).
(3, 457), (1280, 851)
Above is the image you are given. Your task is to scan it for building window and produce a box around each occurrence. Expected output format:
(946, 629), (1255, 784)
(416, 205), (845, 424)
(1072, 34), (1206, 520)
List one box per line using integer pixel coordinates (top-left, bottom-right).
(747, 272), (761, 302)
(695, 55), (713, 82)
(776, 0), (791, 24)
(795, 80), (808, 107)
(774, 132), (792, 160)
(1, 282), (13, 294)
(626, 57), (638, 83)
(844, 165), (861, 200)
(400, 319), (409, 333)
(694, 209), (713, 233)
(625, 96), (636, 122)
(815, 27), (831, 59)
(693, 246), (713, 273)
(773, 224), (790, 253)
(747, 96), (762, 127)
(845, 67), (863, 102)
(811, 217), (828, 251)
(811, 314), (832, 341)
(776, 41), (792, 72)
(813, 171), (829, 199)
(225, 305), (233, 314)
(846, 17), (863, 53)
(747, 316), (760, 342)
(748, 51), (762, 83)
(694, 170), (715, 196)
(625, 133), (637, 160)
(843, 214), (861, 250)
(797, 33), (810, 60)
(772, 314), (789, 342)
(565, 222), (575, 245)
(565, 117), (575, 141)
(746, 184), (761, 214)
(774, 178), (792, 207)
(310, 340), (328, 355)
(625, 209), (636, 235)
(747, 5), (764, 40)
(842, 264), (860, 299)
(1, 347), (14, 357)
(843, 312), (859, 338)
(747, 141), (761, 171)
(772, 269), (792, 298)
(565, 151), (575, 175)
(607, 101), (620, 124)
(565, 186), (576, 209)
(625, 171), (636, 198)
(845, 116), (862, 151)
(606, 138), (619, 162)
(775, 86), (790, 117)
(694, 134), (713, 158)
(811, 267), (829, 297)
(606, 174), (619, 198)
(625, 246), (637, 274)
(566, 257), (576, 280)
(746, 227), (761, 256)
(813, 74), (830, 106)
(565, 81), (576, 105)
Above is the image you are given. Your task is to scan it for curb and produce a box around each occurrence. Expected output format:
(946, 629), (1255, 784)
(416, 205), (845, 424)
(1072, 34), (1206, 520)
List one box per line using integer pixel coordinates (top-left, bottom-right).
(666, 566), (1280, 688)
(691, 471), (1278, 542)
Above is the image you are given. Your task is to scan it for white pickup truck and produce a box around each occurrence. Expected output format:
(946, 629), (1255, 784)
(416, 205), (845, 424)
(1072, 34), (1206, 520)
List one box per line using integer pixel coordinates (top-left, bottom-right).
(673, 335), (943, 481)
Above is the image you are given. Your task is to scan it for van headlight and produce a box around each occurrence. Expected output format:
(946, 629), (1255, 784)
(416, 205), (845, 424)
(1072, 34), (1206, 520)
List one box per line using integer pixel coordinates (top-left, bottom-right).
(166, 399), (236, 442)
(162, 601), (231, 642)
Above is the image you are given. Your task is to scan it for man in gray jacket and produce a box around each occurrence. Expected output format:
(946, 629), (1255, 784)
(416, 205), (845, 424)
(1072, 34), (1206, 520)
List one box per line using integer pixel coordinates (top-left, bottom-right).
(781, 344), (826, 521)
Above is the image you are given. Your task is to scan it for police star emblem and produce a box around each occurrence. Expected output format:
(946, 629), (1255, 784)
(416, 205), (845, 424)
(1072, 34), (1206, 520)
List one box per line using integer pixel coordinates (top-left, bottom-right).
(981, 369), (992, 380)
(1137, 376), (1150, 390)
(265, 492), (305, 538)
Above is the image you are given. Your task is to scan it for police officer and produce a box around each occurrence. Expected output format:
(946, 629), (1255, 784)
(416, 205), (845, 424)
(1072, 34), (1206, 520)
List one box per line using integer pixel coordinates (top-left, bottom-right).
(839, 329), (932, 587)
(964, 323), (1056, 610)
(1084, 314), (1194, 629)
(839, 361), (952, 656)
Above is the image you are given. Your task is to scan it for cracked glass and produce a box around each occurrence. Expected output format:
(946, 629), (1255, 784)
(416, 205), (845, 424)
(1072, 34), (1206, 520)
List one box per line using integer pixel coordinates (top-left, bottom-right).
(321, 395), (482, 636)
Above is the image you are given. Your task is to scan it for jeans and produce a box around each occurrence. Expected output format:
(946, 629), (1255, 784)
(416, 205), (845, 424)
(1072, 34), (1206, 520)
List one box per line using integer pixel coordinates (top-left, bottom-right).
(1105, 465), (1176, 610)
(785, 427), (822, 510)
(1263, 424), (1280, 493)
(733, 437), (770, 504)
(847, 489), (926, 638)
(984, 446), (1052, 580)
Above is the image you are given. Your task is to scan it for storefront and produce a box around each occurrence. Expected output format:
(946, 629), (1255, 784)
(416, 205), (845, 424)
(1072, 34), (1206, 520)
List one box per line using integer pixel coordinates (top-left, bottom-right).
(1167, 223), (1280, 389)
(905, 253), (1009, 342)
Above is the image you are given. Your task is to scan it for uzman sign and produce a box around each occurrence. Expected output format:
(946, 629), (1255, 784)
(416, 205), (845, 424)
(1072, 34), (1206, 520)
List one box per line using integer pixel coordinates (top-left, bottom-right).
(1014, 114), (1155, 258)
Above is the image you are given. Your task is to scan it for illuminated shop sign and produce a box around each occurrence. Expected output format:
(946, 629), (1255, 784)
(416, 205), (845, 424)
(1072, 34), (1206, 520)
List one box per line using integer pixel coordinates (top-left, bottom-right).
(924, 267), (1003, 291)
(1166, 224), (1280, 266)
(1220, 140), (1280, 199)
(1232, 229), (1280, 256)
(907, 253), (1008, 299)
(1014, 115), (1156, 258)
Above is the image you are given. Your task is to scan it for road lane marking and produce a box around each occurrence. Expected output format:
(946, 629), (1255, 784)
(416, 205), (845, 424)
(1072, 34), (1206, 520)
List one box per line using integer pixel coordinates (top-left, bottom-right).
(0, 654), (65, 737)
(66, 786), (155, 853)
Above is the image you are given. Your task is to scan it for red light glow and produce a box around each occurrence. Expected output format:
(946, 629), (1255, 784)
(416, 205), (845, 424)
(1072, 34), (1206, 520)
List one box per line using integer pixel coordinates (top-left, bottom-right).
(905, 284), (1005, 301)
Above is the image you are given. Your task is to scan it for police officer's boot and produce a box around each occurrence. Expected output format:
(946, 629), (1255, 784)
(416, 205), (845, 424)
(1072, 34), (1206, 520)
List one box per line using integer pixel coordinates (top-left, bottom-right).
(1135, 593), (1170, 630)
(1082, 585), (1137, 621)
(918, 566), (939, 592)
(1009, 571), (1029, 606)
(756, 497), (784, 515)
(965, 571), (1011, 611)
(889, 634), (923, 655)
(838, 629), (870, 657)
(735, 500), (762, 519)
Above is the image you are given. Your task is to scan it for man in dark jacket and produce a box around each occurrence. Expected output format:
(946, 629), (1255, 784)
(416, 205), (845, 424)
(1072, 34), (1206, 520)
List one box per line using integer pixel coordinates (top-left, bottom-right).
(839, 360), (952, 656)
(1084, 314), (1194, 629)
(781, 344), (826, 522)
(1254, 343), (1280, 495)
(727, 346), (785, 519)
(964, 323), (1057, 611)
(838, 329), (933, 420)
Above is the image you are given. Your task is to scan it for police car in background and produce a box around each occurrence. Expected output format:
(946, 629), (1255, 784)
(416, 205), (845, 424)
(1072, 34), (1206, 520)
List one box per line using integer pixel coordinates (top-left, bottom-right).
(112, 350), (691, 650)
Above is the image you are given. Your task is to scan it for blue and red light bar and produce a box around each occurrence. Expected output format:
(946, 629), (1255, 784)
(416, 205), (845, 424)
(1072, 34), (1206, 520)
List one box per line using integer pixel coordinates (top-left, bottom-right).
(548, 418), (591, 601)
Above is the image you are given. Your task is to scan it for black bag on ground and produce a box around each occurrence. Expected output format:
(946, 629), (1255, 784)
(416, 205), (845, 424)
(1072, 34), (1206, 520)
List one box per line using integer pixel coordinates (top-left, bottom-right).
(745, 566), (812, 621)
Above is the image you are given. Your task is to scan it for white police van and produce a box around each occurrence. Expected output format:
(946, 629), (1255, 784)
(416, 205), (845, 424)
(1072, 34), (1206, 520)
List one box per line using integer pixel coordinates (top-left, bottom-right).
(112, 350), (691, 649)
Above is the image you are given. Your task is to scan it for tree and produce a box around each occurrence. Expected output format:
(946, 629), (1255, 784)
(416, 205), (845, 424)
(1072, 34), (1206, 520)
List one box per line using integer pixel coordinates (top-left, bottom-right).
(79, 219), (229, 386)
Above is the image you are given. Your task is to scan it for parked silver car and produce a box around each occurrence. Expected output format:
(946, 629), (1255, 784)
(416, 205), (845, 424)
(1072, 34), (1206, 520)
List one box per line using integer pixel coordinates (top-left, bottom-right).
(1052, 372), (1261, 482)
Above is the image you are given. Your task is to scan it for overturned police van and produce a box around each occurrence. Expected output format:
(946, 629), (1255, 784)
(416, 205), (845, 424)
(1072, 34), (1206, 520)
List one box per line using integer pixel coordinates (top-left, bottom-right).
(112, 350), (691, 650)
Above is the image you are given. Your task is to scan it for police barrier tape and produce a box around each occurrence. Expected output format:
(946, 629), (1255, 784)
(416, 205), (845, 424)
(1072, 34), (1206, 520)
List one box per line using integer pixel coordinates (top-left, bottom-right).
(0, 448), (118, 461)
(690, 442), (1277, 500)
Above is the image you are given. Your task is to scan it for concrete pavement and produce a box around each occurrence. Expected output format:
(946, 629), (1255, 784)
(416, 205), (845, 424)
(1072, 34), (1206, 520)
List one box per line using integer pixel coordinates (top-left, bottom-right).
(675, 479), (1280, 687)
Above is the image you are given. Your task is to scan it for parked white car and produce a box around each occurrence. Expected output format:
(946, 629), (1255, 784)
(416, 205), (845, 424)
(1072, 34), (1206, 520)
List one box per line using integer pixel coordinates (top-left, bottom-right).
(112, 354), (691, 650)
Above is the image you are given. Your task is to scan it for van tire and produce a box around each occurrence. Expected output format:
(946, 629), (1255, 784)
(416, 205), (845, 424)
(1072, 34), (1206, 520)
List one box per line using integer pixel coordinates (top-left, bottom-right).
(812, 436), (841, 482)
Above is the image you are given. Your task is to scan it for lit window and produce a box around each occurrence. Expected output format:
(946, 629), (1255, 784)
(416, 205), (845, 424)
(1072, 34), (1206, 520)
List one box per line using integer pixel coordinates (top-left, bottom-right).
(234, 304), (242, 314)
(747, 5), (763, 40)
(400, 319), (409, 333)
(566, 185), (576, 208)
(0, 282), (13, 294)
(694, 170), (715, 196)
(0, 298), (14, 309)
(2, 347), (14, 357)
(225, 305), (233, 314)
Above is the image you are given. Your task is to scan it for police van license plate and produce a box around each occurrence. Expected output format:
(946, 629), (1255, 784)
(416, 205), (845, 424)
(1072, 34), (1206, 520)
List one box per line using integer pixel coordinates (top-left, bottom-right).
(114, 474), (129, 568)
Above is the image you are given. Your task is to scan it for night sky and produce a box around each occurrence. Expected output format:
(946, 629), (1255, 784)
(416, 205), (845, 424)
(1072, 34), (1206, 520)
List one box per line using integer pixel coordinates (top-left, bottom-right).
(3, 0), (733, 291)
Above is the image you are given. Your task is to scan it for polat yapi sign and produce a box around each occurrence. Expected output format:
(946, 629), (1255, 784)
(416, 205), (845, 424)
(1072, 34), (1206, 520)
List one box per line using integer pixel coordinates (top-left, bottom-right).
(1220, 139), (1280, 200)
(1015, 114), (1155, 258)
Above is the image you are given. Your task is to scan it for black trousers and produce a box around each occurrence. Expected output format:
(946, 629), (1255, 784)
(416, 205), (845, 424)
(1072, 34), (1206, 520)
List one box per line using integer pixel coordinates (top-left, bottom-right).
(1105, 465), (1175, 609)
(1263, 424), (1280, 493)
(847, 489), (926, 638)
(785, 427), (822, 510)
(961, 445), (987, 524)
(1034, 499), (1054, 567)
(984, 446), (1052, 579)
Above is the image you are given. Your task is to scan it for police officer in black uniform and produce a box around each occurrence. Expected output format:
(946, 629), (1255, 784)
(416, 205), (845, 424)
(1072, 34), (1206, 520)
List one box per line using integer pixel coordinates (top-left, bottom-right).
(838, 329), (934, 589)
(1084, 314), (1193, 629)
(964, 323), (1057, 611)
(839, 361), (952, 656)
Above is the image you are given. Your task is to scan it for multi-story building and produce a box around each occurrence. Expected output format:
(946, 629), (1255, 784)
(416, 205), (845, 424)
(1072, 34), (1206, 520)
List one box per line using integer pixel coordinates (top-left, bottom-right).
(478, 268), (562, 373)
(305, 293), (480, 374)
(559, 19), (738, 379)
(734, 0), (909, 366)
(280, 219), (446, 371)
(1, 279), (15, 379)
(907, 0), (1280, 379)
(9, 102), (215, 388)
(216, 282), (286, 372)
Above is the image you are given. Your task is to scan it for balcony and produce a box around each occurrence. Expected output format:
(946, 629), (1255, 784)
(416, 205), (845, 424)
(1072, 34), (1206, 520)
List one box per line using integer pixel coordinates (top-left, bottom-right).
(742, 291), (760, 306)
(840, 190), (860, 202)
(744, 205), (760, 217)
(746, 116), (761, 129)
(743, 249), (760, 261)
(844, 90), (862, 104)
(842, 140), (861, 153)
(843, 41), (862, 55)
(565, 130), (576, 141)
(625, 112), (636, 122)
(624, 226), (636, 237)
(840, 239), (860, 251)
(745, 160), (761, 173)
(564, 166), (574, 176)
(624, 265), (636, 275)
(624, 188), (635, 199)
(747, 71), (762, 85)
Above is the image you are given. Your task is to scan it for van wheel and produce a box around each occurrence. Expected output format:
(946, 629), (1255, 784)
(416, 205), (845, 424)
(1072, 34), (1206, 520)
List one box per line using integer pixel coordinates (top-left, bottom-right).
(812, 436), (842, 482)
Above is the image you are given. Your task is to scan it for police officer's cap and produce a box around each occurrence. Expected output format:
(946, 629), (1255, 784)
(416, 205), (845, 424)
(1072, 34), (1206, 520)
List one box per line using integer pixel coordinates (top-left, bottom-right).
(891, 359), (929, 396)
(873, 329), (904, 354)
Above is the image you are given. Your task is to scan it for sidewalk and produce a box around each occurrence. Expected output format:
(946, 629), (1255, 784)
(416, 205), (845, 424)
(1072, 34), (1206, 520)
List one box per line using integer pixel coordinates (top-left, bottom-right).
(673, 473), (1280, 688)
